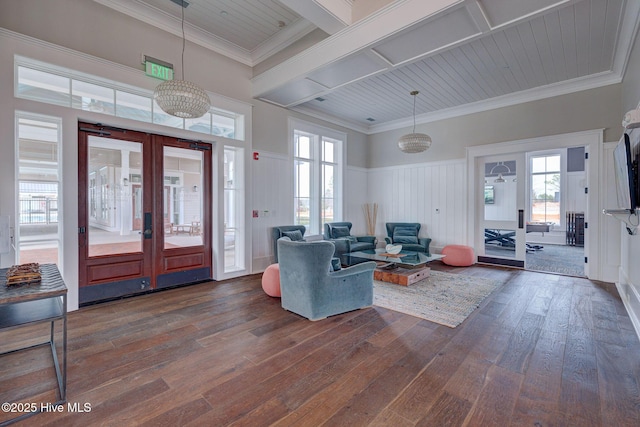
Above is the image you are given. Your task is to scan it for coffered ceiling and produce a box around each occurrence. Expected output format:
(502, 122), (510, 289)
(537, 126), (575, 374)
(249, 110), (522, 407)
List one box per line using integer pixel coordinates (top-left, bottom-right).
(97, 0), (640, 134)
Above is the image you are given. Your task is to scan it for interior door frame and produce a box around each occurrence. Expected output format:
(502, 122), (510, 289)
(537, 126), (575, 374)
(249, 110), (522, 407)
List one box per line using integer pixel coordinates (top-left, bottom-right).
(466, 130), (603, 279)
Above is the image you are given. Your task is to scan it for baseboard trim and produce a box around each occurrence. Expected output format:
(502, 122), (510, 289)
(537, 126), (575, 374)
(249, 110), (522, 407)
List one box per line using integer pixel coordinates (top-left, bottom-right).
(616, 281), (640, 342)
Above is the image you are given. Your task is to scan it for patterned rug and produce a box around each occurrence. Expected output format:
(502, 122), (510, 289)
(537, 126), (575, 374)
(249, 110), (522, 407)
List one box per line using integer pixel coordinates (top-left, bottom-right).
(373, 270), (501, 328)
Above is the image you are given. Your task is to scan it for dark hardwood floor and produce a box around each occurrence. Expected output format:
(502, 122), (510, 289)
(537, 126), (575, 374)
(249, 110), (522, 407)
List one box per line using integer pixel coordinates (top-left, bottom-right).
(1, 263), (639, 426)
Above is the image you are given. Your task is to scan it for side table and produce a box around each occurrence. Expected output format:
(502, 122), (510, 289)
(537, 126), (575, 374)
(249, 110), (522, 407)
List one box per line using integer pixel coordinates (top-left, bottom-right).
(0, 264), (67, 426)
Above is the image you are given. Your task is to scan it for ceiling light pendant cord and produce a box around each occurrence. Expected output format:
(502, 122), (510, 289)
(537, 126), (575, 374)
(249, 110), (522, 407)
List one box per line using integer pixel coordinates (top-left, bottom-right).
(152, 1), (211, 119)
(181, 5), (185, 81)
(397, 90), (431, 154)
(412, 92), (416, 133)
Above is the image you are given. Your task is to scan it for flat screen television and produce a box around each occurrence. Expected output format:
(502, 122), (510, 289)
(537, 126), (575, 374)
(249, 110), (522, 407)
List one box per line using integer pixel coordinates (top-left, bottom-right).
(613, 132), (637, 211)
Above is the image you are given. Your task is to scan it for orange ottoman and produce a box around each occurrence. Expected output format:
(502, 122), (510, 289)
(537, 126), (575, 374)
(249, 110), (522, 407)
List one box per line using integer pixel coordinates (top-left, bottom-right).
(441, 245), (475, 266)
(261, 263), (281, 297)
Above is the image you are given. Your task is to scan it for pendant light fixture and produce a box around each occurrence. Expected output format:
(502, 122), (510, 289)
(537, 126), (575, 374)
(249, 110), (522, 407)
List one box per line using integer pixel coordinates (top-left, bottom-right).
(397, 90), (432, 153)
(489, 161), (512, 183)
(153, 2), (211, 119)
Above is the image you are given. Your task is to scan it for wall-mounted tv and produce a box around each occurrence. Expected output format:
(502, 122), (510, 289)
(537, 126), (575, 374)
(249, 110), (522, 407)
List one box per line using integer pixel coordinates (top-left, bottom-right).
(484, 185), (495, 204)
(613, 132), (637, 212)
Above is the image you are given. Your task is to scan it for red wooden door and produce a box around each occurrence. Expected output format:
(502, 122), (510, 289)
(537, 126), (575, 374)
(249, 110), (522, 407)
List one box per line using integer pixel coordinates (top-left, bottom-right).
(78, 123), (212, 304)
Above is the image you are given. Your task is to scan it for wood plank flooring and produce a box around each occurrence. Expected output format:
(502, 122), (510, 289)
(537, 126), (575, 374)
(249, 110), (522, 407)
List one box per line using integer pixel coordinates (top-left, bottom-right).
(1, 263), (639, 426)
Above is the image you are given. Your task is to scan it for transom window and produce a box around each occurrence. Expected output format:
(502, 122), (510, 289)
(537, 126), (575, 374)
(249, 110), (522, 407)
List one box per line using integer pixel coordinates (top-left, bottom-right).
(292, 119), (344, 235)
(15, 57), (244, 140)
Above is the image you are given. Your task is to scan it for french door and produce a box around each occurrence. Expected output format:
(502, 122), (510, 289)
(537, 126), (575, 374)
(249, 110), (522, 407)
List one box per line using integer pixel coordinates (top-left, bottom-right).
(476, 153), (526, 268)
(78, 123), (212, 304)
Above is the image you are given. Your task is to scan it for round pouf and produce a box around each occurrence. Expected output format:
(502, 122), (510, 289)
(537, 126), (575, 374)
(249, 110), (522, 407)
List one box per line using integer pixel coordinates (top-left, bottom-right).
(261, 263), (281, 297)
(441, 245), (475, 267)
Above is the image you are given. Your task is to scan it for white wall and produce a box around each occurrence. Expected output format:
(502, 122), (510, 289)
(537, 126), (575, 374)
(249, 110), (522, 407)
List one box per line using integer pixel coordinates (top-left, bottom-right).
(367, 160), (467, 253)
(618, 29), (640, 338)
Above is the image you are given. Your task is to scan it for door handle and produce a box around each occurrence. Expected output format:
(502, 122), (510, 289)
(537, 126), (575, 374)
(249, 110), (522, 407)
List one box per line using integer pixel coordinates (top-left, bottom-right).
(143, 212), (152, 239)
(518, 209), (524, 229)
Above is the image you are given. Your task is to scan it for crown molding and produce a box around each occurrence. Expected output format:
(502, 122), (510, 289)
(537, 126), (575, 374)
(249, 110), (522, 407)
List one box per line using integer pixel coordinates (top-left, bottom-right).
(367, 70), (623, 134)
(93, 0), (316, 67)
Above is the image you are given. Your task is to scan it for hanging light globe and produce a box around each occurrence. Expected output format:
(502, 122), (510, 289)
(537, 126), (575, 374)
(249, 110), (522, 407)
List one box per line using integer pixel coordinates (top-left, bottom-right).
(153, 3), (210, 119)
(398, 90), (432, 153)
(398, 132), (432, 153)
(154, 79), (211, 119)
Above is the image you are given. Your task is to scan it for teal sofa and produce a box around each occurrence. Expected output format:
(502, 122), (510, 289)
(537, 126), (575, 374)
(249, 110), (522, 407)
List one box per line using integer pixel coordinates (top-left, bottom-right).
(384, 222), (431, 255)
(277, 238), (376, 321)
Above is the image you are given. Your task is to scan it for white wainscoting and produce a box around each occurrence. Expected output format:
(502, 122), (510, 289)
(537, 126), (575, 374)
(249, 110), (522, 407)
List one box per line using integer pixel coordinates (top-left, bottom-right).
(251, 151), (292, 273)
(366, 159), (467, 253)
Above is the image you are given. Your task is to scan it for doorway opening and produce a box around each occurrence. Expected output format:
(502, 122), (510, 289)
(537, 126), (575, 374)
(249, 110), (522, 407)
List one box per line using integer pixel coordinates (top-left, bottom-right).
(524, 148), (585, 277)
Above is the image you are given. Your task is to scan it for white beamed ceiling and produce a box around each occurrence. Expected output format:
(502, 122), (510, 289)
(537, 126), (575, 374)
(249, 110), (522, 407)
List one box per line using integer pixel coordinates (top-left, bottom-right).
(254, 0), (640, 133)
(99, 0), (640, 134)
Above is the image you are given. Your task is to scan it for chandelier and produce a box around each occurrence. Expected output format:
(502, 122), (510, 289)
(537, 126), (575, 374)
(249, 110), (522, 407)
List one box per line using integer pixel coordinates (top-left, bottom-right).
(397, 90), (431, 153)
(153, 3), (210, 119)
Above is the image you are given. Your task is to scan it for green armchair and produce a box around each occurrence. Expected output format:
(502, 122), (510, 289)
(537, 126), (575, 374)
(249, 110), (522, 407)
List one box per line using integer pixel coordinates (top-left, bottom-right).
(323, 222), (377, 264)
(385, 222), (431, 255)
(277, 238), (376, 320)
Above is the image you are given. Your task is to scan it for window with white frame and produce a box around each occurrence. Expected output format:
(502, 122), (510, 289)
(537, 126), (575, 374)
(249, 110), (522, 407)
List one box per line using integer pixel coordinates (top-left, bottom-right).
(292, 119), (344, 235)
(16, 113), (62, 266)
(530, 153), (562, 226)
(224, 147), (245, 272)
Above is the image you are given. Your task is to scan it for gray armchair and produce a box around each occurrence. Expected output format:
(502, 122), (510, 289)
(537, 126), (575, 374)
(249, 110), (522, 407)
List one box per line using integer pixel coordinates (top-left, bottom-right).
(385, 222), (431, 255)
(277, 238), (377, 321)
(272, 225), (306, 262)
(323, 222), (377, 264)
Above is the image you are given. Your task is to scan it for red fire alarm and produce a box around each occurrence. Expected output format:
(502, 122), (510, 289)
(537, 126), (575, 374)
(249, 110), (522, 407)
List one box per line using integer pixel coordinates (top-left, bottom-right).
(253, 152), (259, 160)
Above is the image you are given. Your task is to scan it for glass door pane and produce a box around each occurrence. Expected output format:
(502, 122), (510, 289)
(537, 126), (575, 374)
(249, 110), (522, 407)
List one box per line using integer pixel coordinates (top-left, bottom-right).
(479, 155), (526, 266)
(163, 146), (203, 249)
(87, 136), (142, 257)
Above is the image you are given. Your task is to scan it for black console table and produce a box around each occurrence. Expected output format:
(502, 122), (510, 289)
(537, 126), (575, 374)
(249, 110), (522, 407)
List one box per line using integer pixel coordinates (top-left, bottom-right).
(0, 264), (67, 426)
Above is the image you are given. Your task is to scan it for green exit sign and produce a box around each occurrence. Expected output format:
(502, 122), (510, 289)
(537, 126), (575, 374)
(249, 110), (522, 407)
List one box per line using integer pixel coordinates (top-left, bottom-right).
(145, 57), (174, 81)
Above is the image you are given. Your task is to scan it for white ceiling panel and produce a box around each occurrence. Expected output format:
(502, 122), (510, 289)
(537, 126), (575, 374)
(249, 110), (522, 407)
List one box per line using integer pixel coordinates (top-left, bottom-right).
(372, 7), (481, 66)
(139, 0), (302, 50)
(306, 52), (389, 89)
(260, 78), (326, 106)
(478, 0), (569, 27)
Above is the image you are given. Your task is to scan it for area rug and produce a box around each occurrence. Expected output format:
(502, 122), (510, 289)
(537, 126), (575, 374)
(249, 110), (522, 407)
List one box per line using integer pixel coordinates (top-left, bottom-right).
(373, 270), (501, 328)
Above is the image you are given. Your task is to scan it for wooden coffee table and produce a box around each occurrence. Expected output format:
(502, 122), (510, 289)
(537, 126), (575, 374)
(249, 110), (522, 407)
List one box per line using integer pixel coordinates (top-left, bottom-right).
(347, 249), (444, 286)
(373, 265), (430, 286)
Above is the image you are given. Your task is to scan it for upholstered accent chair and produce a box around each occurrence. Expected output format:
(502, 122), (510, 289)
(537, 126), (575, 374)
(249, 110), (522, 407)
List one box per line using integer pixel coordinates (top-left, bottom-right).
(384, 222), (432, 255)
(277, 238), (376, 321)
(323, 222), (376, 263)
(272, 225), (306, 262)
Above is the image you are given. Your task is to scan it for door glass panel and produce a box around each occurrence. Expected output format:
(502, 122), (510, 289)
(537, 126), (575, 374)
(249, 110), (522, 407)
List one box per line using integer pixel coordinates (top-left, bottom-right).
(484, 160), (517, 221)
(484, 228), (516, 258)
(88, 136), (142, 256)
(164, 146), (203, 248)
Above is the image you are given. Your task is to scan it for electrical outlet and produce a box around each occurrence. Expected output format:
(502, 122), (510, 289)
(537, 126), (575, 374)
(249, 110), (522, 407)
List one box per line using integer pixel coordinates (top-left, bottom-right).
(435, 208), (440, 214)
